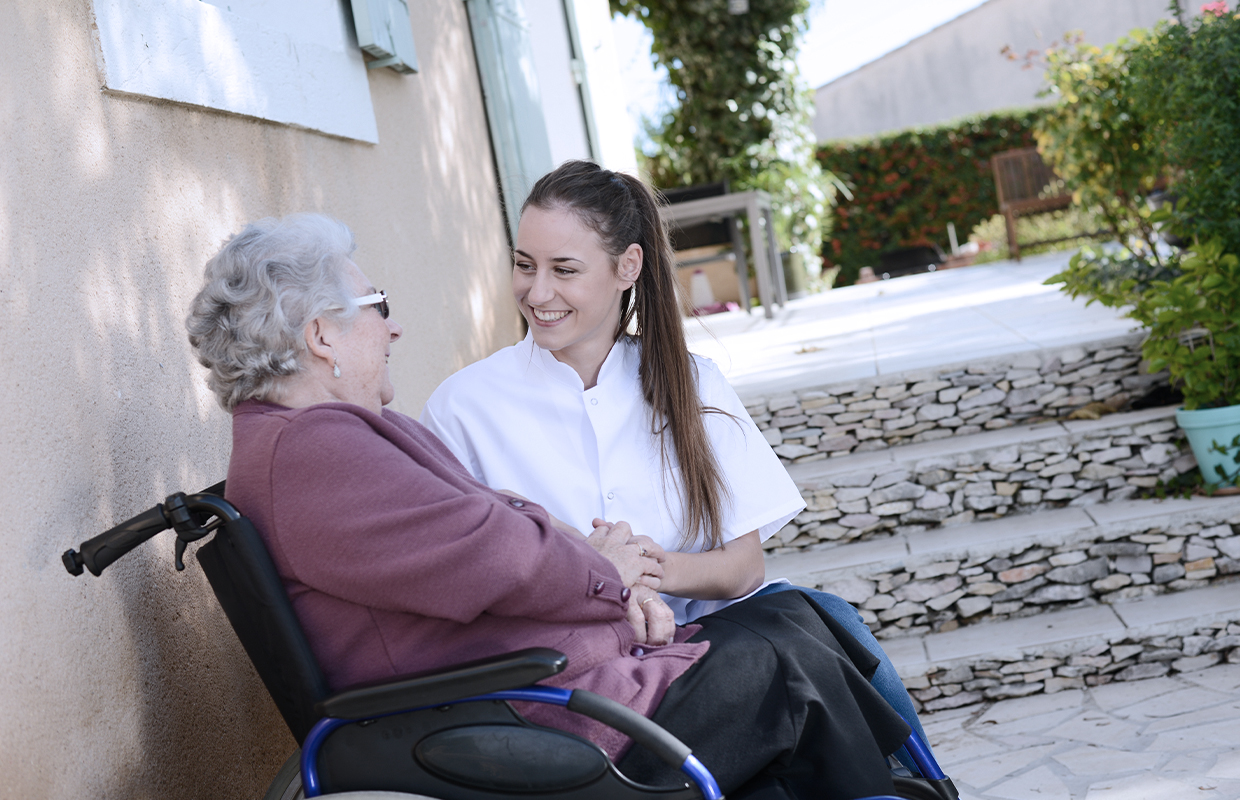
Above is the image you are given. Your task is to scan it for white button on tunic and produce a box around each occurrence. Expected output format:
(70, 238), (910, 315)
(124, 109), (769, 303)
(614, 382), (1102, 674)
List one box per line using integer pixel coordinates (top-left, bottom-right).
(421, 334), (806, 624)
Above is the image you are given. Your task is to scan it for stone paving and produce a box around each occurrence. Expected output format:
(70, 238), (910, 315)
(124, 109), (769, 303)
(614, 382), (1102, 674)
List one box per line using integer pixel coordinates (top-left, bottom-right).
(926, 662), (1240, 799)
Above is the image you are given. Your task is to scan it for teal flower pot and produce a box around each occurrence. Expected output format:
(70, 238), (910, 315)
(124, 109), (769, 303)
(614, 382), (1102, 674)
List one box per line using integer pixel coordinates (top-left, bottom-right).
(1176, 404), (1240, 487)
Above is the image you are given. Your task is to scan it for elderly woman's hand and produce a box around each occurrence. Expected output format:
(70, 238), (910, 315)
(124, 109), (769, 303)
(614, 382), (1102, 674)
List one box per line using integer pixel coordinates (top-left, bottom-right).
(586, 521), (663, 590)
(627, 585), (675, 646)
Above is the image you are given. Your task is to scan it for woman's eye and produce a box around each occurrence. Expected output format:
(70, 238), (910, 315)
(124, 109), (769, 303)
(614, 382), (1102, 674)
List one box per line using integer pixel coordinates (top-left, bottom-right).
(515, 262), (534, 271)
(555, 267), (575, 275)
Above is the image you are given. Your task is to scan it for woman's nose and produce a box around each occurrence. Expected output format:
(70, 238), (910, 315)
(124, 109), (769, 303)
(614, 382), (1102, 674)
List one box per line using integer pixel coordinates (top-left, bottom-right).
(388, 318), (403, 341)
(527, 270), (555, 304)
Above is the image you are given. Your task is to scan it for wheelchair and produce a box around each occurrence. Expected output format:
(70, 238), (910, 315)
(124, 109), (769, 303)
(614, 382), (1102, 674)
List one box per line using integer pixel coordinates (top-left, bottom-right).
(63, 485), (958, 800)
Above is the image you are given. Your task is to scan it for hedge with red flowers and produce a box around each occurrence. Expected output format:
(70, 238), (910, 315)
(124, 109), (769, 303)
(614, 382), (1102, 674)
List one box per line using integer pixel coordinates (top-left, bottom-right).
(818, 109), (1043, 285)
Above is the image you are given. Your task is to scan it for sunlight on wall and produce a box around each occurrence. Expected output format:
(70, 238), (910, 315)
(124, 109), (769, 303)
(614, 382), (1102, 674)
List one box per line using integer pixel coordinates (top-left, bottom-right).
(3, 5), (513, 797)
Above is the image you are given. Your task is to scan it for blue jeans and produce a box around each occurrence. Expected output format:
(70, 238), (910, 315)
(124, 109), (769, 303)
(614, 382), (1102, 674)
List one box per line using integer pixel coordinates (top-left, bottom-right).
(754, 583), (933, 770)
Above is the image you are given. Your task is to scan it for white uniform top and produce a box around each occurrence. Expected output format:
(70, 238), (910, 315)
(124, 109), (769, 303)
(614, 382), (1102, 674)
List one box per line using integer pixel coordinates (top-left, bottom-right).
(420, 334), (806, 624)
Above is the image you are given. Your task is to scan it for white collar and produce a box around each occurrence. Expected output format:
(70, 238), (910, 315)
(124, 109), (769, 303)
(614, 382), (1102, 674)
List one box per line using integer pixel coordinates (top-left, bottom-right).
(521, 331), (638, 392)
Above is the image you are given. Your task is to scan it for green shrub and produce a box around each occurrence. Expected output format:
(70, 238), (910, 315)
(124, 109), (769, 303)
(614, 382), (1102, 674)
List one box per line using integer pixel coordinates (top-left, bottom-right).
(1128, 6), (1240, 253)
(817, 109), (1042, 286)
(1047, 238), (1239, 410)
(1045, 245), (1182, 309)
(1033, 32), (1165, 255)
(1133, 240), (1239, 410)
(1041, 4), (1240, 411)
(969, 207), (1102, 265)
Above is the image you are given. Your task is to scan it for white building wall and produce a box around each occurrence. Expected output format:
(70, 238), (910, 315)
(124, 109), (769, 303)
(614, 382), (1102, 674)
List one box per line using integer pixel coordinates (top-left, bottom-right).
(813, 0), (1174, 141)
(527, 0), (595, 164)
(570, 0), (639, 174)
(517, 0), (637, 171)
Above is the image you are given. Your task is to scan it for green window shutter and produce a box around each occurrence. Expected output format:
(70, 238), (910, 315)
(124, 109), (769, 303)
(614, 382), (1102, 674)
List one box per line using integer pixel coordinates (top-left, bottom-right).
(466, 0), (555, 239)
(350, 0), (419, 73)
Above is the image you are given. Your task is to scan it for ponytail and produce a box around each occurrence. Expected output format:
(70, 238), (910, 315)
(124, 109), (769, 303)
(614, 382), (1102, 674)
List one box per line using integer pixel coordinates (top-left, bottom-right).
(523, 161), (731, 551)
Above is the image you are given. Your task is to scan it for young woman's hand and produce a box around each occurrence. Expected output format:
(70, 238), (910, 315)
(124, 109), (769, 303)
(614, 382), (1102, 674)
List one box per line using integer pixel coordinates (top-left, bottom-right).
(586, 521), (663, 589)
(627, 584), (675, 646)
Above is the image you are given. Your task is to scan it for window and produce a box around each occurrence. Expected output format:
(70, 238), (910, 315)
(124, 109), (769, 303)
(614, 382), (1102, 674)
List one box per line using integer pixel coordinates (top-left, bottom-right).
(91, 0), (400, 143)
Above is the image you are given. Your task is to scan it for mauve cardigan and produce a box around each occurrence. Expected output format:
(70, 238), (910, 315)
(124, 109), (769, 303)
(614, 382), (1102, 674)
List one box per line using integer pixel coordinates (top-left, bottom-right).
(225, 399), (708, 758)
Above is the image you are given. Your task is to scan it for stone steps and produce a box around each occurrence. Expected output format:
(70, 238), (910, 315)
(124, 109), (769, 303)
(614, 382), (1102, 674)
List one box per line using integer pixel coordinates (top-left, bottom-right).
(887, 580), (1240, 712)
(766, 405), (1196, 553)
(741, 333), (1167, 466)
(765, 495), (1240, 640)
(712, 266), (1240, 711)
(731, 313), (1240, 708)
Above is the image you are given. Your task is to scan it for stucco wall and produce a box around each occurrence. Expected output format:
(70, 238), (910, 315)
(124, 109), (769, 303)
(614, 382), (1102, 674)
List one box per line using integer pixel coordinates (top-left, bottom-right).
(812, 0), (1173, 142)
(0, 1), (519, 797)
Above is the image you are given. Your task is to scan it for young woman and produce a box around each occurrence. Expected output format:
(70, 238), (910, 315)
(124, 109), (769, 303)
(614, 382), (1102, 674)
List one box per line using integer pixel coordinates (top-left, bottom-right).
(420, 160), (933, 754)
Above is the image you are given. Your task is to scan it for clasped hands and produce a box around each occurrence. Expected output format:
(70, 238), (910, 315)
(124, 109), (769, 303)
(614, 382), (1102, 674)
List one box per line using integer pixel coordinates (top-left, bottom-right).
(587, 519), (674, 647)
(496, 490), (674, 646)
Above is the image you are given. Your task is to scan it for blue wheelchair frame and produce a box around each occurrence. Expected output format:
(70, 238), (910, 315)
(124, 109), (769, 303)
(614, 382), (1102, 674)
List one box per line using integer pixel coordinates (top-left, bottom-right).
(301, 688), (721, 799)
(300, 684), (950, 800)
(63, 487), (955, 800)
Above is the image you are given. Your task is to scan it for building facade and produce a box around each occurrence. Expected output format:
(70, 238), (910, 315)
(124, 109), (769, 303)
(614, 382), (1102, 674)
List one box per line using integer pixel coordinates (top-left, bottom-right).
(813, 0), (1175, 142)
(0, 0), (630, 796)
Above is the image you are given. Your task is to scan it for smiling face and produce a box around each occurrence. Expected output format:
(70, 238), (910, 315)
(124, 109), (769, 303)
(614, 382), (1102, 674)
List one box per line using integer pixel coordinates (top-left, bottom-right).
(331, 260), (403, 413)
(513, 205), (641, 388)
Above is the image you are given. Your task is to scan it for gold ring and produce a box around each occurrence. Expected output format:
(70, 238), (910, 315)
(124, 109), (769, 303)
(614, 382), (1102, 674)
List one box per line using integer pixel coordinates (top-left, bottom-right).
(641, 597), (656, 606)
(639, 546), (647, 556)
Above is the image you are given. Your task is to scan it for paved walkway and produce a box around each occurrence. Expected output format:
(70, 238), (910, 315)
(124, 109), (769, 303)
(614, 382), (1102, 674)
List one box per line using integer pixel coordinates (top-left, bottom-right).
(684, 251), (1138, 396)
(927, 663), (1240, 799)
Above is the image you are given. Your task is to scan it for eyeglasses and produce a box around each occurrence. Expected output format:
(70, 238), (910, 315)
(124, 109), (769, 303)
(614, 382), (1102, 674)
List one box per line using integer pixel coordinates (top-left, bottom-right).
(352, 290), (389, 319)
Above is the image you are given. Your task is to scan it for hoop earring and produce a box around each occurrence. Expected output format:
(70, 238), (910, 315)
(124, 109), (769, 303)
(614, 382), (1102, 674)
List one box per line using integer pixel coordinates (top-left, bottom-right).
(333, 358), (341, 379)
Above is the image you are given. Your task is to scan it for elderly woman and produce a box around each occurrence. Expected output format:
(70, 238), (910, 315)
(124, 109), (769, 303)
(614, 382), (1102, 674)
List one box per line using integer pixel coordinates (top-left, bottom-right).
(185, 213), (911, 800)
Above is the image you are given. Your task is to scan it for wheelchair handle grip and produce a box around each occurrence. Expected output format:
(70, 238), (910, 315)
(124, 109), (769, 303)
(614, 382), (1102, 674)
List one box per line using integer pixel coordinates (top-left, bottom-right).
(567, 689), (692, 770)
(62, 504), (171, 577)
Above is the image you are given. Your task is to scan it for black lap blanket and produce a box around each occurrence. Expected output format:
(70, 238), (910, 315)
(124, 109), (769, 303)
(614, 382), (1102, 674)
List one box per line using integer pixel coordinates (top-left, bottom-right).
(617, 590), (910, 800)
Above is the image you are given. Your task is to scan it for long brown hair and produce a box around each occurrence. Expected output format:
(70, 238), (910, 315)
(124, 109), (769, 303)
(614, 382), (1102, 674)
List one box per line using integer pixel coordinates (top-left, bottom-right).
(523, 160), (731, 551)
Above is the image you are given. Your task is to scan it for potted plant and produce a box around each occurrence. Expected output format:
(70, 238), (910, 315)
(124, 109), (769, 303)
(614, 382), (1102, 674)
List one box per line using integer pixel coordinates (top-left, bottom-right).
(1135, 240), (1240, 486)
(1042, 3), (1240, 486)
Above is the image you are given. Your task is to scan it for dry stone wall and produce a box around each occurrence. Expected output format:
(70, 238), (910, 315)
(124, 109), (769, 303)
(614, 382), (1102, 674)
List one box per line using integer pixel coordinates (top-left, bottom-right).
(768, 413), (1195, 553)
(742, 335), (1168, 466)
(907, 623), (1240, 713)
(811, 519), (1240, 640)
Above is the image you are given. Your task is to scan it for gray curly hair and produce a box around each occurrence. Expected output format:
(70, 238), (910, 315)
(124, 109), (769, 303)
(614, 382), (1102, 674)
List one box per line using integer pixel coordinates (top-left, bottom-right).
(186, 213), (360, 411)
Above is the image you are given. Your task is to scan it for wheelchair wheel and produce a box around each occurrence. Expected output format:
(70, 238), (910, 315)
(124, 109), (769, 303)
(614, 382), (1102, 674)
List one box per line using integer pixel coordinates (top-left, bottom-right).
(261, 747), (445, 800)
(263, 750), (304, 800)
(892, 775), (956, 800)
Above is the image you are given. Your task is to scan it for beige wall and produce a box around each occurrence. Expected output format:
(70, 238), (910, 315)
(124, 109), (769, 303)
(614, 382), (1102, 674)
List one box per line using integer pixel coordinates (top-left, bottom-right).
(0, 1), (520, 797)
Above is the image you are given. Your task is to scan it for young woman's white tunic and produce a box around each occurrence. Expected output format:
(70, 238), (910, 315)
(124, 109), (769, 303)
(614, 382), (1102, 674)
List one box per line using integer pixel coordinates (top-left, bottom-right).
(420, 334), (805, 624)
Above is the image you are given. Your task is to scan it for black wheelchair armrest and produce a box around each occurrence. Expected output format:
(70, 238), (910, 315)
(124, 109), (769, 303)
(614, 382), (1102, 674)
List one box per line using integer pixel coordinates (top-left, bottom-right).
(315, 647), (568, 719)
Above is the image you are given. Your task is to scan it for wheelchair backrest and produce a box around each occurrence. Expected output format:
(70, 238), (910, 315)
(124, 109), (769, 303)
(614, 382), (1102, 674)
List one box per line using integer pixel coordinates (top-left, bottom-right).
(194, 494), (331, 743)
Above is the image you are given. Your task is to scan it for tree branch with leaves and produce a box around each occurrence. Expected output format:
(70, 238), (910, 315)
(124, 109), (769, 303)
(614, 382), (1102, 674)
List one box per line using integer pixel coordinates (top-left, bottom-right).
(612, 0), (830, 255)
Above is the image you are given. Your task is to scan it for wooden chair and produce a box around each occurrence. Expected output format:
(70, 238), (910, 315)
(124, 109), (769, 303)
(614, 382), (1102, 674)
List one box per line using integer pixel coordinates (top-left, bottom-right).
(991, 147), (1073, 261)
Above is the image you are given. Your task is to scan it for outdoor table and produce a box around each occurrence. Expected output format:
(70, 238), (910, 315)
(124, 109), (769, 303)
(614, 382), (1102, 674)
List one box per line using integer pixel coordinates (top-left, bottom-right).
(660, 190), (787, 319)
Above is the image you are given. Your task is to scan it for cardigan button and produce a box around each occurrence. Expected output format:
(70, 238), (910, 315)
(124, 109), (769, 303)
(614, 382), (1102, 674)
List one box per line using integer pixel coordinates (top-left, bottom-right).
(508, 498), (525, 508)
(620, 587), (631, 602)
(593, 581), (605, 595)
